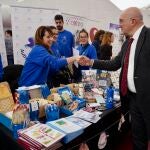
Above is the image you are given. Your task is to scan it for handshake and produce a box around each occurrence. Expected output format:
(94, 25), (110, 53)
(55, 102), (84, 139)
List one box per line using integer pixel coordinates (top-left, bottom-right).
(67, 56), (94, 66)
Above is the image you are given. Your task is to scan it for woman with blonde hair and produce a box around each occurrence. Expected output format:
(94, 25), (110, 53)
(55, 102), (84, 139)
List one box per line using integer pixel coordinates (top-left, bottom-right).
(100, 31), (114, 60)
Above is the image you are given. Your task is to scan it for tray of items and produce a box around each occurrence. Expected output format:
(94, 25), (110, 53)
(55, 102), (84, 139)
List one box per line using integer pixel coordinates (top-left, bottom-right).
(57, 86), (86, 116)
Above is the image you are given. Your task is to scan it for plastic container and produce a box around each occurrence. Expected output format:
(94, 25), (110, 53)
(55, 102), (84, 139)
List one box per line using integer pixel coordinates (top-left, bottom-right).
(12, 124), (23, 139)
(45, 104), (59, 121)
(18, 90), (29, 104)
(105, 86), (114, 109)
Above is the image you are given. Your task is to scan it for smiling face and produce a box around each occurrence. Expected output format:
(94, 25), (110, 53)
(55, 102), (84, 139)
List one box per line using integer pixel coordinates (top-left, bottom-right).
(42, 31), (54, 48)
(79, 32), (88, 45)
(51, 28), (58, 42)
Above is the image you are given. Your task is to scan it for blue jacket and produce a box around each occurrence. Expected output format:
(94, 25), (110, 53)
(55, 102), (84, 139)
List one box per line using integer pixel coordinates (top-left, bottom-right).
(19, 45), (67, 86)
(0, 54), (3, 81)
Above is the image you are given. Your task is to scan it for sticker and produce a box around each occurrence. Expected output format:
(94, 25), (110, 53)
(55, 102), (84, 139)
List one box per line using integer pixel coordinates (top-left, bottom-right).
(98, 132), (108, 149)
(118, 115), (125, 131)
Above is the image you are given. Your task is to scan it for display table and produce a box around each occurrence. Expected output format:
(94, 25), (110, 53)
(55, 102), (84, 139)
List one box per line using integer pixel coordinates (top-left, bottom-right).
(0, 103), (129, 150)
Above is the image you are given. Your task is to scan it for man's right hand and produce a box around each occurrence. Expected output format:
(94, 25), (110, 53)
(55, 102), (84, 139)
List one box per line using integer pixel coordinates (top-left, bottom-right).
(77, 56), (93, 66)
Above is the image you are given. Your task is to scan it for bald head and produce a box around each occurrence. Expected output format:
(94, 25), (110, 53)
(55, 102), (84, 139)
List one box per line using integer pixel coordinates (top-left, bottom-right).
(119, 7), (144, 37)
(122, 7), (143, 21)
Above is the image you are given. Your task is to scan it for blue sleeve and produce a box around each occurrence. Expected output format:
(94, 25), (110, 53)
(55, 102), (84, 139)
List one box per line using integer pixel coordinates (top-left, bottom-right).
(71, 33), (75, 48)
(28, 46), (68, 72)
(0, 54), (3, 81)
(86, 45), (97, 59)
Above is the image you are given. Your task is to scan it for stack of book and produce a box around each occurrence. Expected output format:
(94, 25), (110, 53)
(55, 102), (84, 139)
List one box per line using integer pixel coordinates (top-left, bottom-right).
(47, 118), (83, 143)
(18, 123), (65, 150)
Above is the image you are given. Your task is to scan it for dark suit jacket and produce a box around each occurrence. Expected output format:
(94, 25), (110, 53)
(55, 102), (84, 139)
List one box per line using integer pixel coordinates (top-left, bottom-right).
(92, 26), (150, 115)
(100, 44), (112, 60)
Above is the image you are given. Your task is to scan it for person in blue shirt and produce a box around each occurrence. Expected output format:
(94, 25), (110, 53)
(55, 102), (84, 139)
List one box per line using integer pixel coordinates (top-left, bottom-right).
(0, 54), (3, 81)
(74, 29), (97, 82)
(19, 26), (76, 87)
(48, 26), (61, 58)
(54, 14), (74, 58)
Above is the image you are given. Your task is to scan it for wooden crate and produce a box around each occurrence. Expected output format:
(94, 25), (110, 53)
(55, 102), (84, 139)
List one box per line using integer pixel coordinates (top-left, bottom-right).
(0, 82), (15, 113)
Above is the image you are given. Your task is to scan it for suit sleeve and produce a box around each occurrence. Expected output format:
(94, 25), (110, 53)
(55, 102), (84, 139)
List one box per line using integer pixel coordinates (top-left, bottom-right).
(92, 41), (127, 71)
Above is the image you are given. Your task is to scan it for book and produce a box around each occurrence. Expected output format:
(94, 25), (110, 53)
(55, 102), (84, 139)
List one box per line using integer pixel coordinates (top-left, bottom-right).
(66, 116), (92, 129)
(48, 118), (82, 134)
(18, 123), (65, 148)
(47, 118), (84, 143)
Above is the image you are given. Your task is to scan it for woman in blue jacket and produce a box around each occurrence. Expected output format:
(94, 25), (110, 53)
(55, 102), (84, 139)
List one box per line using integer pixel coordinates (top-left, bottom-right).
(74, 29), (97, 81)
(19, 26), (76, 87)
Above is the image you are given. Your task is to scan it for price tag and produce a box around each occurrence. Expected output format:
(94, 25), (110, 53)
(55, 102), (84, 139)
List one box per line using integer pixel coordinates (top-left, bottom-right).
(99, 79), (107, 87)
(30, 101), (39, 111)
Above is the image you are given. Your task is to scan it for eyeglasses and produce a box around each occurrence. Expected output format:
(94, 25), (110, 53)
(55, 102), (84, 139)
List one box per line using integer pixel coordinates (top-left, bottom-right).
(119, 17), (135, 23)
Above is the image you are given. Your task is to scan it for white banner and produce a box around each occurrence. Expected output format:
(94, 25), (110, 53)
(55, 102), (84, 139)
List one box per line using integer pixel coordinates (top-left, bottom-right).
(62, 13), (101, 45)
(62, 13), (85, 47)
(85, 18), (100, 42)
(11, 6), (59, 64)
(0, 5), (8, 67)
(109, 23), (122, 56)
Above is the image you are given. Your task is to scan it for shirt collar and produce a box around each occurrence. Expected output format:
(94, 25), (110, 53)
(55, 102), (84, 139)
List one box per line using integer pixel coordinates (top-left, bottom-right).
(132, 25), (144, 40)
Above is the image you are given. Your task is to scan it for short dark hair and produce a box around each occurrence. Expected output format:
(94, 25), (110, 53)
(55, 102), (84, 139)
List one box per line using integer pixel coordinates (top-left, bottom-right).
(54, 14), (63, 21)
(35, 26), (53, 49)
(5, 30), (12, 36)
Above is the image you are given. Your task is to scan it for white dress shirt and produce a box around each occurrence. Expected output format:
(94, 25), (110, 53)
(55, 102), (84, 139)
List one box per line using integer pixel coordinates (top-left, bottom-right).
(127, 25), (144, 93)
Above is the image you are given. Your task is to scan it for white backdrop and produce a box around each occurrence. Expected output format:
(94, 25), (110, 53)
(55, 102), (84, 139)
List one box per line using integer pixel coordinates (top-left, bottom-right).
(62, 13), (101, 44)
(0, 5), (8, 67)
(62, 13), (85, 46)
(11, 6), (102, 65)
(109, 23), (122, 56)
(85, 19), (100, 42)
(11, 6), (59, 64)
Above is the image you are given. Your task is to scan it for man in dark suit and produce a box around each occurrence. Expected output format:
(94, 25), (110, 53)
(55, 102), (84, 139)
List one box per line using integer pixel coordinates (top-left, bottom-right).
(78, 7), (150, 150)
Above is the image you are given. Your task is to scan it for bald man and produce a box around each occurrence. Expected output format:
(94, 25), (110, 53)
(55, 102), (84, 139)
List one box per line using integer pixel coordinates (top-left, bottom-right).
(78, 7), (150, 150)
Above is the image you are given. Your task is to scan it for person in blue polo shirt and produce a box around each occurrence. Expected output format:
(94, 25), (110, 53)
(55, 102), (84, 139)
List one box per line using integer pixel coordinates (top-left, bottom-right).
(54, 14), (74, 58)
(73, 29), (97, 82)
(19, 26), (76, 87)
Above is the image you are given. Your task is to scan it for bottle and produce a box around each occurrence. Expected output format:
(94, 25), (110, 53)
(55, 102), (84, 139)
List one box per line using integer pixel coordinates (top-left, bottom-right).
(105, 86), (114, 109)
